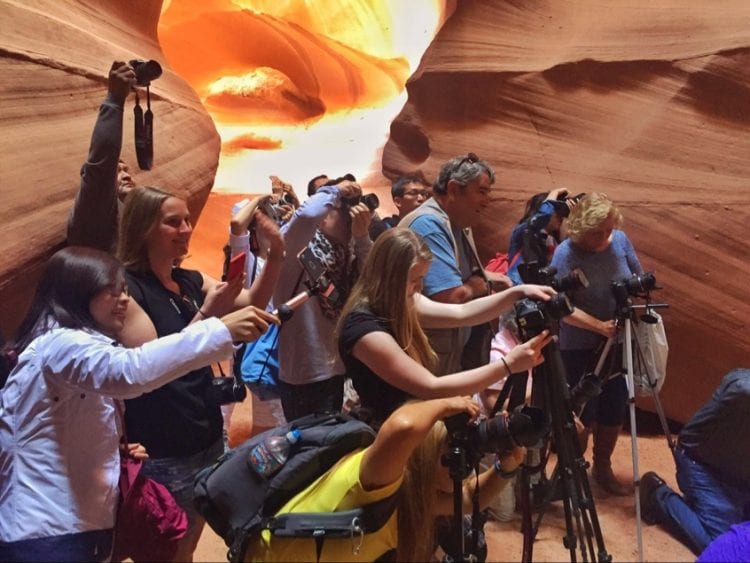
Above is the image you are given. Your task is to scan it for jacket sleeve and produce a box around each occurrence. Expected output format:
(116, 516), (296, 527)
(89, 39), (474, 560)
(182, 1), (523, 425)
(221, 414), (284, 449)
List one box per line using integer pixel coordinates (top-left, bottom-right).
(66, 94), (123, 251)
(40, 318), (234, 399)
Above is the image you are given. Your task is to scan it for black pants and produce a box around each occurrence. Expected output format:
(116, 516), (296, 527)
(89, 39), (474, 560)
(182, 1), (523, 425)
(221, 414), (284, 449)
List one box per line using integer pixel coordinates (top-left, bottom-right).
(278, 375), (345, 421)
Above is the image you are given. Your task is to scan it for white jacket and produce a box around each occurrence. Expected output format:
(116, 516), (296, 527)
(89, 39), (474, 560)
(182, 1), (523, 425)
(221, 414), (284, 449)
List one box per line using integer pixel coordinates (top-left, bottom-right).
(0, 317), (233, 542)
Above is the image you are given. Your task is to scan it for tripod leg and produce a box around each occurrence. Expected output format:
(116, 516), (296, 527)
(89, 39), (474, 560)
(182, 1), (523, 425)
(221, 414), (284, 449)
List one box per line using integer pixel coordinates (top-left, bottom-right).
(624, 319), (645, 563)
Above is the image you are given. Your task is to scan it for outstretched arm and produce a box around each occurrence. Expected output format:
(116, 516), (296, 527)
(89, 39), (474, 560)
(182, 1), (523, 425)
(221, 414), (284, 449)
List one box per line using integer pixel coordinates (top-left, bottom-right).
(360, 397), (481, 490)
(351, 329), (551, 399)
(415, 284), (556, 329)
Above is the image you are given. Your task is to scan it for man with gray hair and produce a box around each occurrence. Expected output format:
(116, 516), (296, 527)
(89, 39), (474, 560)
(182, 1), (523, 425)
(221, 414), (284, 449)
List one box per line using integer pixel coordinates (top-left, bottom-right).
(401, 153), (511, 375)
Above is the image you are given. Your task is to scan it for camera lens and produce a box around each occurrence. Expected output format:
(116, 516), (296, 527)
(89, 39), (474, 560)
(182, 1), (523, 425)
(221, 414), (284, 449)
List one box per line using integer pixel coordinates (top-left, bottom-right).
(129, 59), (163, 86)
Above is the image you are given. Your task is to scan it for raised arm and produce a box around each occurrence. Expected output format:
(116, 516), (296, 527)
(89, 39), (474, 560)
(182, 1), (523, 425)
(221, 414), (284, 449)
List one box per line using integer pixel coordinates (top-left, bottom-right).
(360, 397), (481, 490)
(415, 284), (556, 329)
(351, 329), (551, 400)
(67, 61), (135, 250)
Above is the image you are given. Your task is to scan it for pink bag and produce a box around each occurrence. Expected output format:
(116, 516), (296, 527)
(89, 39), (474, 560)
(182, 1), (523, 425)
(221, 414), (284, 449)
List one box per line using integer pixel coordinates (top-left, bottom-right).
(112, 455), (188, 562)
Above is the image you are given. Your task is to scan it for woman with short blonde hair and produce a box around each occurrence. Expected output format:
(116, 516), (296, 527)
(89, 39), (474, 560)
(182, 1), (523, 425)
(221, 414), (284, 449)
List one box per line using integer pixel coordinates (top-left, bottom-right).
(550, 192), (644, 496)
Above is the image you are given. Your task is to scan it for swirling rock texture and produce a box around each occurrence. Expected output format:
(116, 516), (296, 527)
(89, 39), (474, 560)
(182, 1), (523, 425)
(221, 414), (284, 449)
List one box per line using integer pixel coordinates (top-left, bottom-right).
(0, 0), (219, 338)
(384, 0), (750, 423)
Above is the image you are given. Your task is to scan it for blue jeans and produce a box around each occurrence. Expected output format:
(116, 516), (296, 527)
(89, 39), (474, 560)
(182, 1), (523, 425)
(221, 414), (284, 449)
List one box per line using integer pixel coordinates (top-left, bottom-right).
(0, 529), (112, 562)
(653, 447), (750, 554)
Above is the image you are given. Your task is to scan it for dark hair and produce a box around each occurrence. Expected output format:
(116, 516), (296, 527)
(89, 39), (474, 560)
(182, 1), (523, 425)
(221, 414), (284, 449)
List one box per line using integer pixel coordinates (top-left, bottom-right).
(307, 174), (329, 196)
(433, 153), (495, 196)
(10, 247), (125, 354)
(517, 192), (549, 224)
(391, 175), (427, 199)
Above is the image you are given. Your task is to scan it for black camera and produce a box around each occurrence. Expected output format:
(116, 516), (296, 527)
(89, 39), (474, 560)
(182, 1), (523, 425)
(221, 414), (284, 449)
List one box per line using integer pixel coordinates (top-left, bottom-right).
(610, 272), (657, 304)
(515, 294), (574, 341)
(552, 192), (586, 218)
(342, 192), (379, 212)
(518, 263), (589, 293)
(206, 374), (247, 407)
(129, 59), (162, 87)
(444, 406), (550, 466)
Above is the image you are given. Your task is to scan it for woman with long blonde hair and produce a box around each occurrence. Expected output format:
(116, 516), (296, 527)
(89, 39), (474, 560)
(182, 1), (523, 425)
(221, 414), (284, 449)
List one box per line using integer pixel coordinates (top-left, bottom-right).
(337, 227), (554, 429)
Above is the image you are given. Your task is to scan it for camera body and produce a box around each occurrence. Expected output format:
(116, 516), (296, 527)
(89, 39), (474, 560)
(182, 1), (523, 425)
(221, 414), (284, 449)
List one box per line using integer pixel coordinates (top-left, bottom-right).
(515, 294), (574, 342)
(552, 192), (586, 218)
(518, 263), (589, 293)
(129, 59), (162, 87)
(206, 375), (247, 407)
(610, 272), (657, 304)
(342, 192), (380, 212)
(443, 406), (550, 472)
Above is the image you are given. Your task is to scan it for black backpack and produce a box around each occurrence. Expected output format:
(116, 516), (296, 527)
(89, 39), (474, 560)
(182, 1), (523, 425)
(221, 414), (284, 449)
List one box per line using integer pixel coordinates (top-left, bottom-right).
(193, 412), (399, 562)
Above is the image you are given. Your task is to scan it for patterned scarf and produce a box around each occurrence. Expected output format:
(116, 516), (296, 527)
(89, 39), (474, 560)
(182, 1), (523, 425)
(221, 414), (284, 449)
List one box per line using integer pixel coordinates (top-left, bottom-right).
(308, 229), (358, 320)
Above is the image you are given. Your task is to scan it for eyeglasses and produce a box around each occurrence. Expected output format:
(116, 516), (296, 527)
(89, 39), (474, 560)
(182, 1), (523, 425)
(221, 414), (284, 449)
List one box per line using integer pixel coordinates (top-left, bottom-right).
(403, 189), (430, 198)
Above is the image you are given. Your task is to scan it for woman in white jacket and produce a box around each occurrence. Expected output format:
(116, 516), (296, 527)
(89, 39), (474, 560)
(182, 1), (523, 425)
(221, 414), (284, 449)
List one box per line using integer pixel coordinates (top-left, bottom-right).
(0, 247), (277, 562)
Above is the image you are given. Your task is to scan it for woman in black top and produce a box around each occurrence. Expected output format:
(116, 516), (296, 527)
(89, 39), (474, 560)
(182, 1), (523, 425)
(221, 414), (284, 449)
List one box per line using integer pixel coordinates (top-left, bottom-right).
(338, 228), (555, 429)
(116, 186), (282, 561)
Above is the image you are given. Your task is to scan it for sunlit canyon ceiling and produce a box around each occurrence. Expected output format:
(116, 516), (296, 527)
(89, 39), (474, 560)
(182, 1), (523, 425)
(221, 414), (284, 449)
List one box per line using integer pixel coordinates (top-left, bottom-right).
(158, 0), (448, 193)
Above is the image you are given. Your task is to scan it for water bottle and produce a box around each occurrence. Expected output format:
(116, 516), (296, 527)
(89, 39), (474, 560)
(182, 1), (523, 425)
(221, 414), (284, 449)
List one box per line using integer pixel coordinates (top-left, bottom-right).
(248, 428), (301, 477)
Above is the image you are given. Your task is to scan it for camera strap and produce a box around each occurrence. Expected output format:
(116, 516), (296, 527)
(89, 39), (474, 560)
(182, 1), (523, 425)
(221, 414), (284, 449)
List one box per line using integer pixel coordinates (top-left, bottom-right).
(134, 87), (154, 170)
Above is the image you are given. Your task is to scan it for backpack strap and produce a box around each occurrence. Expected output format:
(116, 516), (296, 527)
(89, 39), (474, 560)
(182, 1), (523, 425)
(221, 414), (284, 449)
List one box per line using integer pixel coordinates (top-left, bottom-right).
(263, 492), (398, 538)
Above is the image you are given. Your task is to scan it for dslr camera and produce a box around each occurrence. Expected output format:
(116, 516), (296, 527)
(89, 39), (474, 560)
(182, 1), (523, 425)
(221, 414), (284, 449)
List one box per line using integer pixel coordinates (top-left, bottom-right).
(610, 272), (657, 304)
(443, 407), (550, 473)
(129, 59), (162, 87)
(323, 174), (380, 212)
(518, 263), (589, 293)
(206, 373), (247, 407)
(515, 293), (574, 342)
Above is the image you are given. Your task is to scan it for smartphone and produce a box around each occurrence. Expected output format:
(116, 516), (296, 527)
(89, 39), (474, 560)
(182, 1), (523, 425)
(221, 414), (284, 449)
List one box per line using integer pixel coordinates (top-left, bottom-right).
(227, 252), (246, 282)
(297, 247), (325, 284)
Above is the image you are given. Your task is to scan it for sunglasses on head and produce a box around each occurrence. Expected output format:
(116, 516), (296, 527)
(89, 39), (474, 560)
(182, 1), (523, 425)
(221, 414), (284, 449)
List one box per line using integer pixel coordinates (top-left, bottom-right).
(457, 152), (480, 168)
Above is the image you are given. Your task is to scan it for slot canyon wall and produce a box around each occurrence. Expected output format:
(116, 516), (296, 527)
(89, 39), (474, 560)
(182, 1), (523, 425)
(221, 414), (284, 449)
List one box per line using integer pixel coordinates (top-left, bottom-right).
(384, 0), (750, 422)
(1, 0), (748, 422)
(0, 0), (220, 336)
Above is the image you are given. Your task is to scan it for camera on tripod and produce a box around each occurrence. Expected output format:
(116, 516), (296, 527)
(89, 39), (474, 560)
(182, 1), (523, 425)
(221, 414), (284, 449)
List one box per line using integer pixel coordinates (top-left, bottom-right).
(610, 272), (657, 304)
(518, 262), (589, 293)
(514, 294), (574, 342)
(443, 407), (550, 476)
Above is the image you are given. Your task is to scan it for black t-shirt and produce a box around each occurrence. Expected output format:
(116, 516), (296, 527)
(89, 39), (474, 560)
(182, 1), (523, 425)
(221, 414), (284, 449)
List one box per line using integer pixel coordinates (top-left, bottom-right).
(339, 306), (413, 427)
(123, 268), (223, 458)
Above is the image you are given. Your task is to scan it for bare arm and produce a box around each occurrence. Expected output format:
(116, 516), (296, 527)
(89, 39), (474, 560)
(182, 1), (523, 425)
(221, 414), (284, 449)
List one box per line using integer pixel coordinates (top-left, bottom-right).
(435, 447), (526, 514)
(117, 297), (158, 347)
(360, 397), (481, 490)
(351, 330), (551, 399)
(563, 308), (615, 339)
(416, 284), (556, 330)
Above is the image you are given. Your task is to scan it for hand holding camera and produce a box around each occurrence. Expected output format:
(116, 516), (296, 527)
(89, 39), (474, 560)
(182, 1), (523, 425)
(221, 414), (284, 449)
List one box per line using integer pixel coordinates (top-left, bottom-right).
(108, 61), (136, 104)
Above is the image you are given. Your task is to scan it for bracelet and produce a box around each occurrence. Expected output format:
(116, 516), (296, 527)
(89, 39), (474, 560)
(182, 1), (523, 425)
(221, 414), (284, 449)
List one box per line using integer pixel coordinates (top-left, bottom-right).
(197, 309), (208, 318)
(500, 357), (512, 377)
(493, 460), (520, 479)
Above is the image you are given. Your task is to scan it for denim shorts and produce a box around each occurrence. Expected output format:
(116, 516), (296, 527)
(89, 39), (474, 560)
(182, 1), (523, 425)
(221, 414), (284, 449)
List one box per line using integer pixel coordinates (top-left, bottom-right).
(139, 439), (225, 544)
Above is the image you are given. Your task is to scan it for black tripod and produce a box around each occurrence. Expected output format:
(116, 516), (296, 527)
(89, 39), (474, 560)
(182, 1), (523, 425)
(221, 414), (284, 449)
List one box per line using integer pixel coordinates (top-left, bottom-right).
(524, 337), (611, 563)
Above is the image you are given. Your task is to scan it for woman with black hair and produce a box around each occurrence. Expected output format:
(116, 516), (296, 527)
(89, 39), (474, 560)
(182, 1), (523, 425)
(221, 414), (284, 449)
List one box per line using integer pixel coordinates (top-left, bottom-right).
(0, 247), (275, 562)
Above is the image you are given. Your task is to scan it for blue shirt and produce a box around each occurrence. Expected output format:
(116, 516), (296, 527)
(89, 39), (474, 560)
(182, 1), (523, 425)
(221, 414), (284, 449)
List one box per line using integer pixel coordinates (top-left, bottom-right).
(550, 230), (643, 350)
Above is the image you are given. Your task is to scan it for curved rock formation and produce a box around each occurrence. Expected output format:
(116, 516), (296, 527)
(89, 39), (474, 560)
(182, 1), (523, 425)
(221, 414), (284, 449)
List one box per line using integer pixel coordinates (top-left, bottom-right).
(384, 0), (750, 422)
(0, 0), (220, 339)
